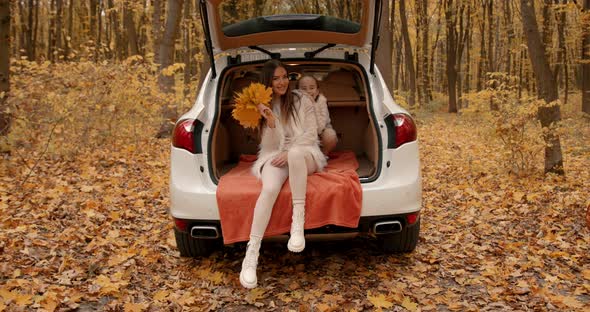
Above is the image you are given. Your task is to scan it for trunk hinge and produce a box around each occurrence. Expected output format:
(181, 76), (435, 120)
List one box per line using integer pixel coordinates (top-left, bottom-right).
(370, 0), (382, 74)
(199, 0), (217, 79)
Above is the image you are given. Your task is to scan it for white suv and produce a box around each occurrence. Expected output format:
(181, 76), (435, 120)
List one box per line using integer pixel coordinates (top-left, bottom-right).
(170, 0), (422, 256)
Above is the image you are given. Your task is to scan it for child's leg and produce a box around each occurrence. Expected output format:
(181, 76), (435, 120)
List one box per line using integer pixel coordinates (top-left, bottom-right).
(320, 128), (338, 155)
(286, 147), (317, 252)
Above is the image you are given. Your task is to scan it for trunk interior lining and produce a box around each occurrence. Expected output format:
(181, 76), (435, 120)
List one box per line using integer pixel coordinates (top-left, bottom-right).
(212, 62), (378, 180)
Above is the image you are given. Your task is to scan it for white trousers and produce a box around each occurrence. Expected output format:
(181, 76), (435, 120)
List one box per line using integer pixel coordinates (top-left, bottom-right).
(249, 147), (317, 239)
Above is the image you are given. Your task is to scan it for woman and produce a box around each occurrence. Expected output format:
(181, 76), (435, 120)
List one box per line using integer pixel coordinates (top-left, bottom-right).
(240, 60), (327, 289)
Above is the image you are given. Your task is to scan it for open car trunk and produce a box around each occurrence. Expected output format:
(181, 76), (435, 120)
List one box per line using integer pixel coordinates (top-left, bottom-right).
(210, 62), (379, 182)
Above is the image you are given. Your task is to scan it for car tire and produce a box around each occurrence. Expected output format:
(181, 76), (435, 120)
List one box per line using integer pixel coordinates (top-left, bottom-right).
(380, 219), (420, 253)
(174, 227), (222, 257)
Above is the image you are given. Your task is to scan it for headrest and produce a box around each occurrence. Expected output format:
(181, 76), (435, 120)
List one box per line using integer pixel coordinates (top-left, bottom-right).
(231, 77), (255, 94)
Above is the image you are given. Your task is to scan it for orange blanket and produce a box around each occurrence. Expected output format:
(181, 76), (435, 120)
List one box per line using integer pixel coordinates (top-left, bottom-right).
(216, 151), (362, 244)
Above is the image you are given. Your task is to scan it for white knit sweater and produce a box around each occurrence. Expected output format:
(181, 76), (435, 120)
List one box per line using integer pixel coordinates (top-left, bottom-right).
(313, 93), (333, 134)
(251, 90), (327, 179)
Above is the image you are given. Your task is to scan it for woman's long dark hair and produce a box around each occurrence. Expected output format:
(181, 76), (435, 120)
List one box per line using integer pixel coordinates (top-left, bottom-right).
(260, 59), (299, 125)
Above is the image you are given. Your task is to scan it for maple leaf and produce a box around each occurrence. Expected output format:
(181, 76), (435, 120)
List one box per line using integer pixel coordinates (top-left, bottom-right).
(94, 274), (128, 296)
(401, 296), (418, 312)
(124, 302), (149, 312)
(246, 288), (266, 303)
(232, 82), (272, 129)
(152, 290), (169, 302)
(367, 293), (393, 310)
(107, 250), (137, 267)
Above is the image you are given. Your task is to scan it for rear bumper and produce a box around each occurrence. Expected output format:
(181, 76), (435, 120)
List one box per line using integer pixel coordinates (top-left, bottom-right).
(174, 212), (421, 240)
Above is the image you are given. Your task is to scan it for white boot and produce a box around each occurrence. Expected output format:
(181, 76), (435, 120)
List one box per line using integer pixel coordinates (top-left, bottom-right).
(240, 237), (261, 288)
(288, 200), (306, 252)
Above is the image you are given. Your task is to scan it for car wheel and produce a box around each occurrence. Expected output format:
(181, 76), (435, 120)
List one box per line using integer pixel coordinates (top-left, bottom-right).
(380, 219), (420, 253)
(174, 227), (222, 257)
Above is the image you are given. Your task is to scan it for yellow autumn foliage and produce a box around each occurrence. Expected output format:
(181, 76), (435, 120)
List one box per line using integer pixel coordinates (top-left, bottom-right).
(231, 82), (272, 129)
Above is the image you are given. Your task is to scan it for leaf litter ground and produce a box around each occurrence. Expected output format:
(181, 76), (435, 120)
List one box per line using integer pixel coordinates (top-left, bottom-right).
(0, 112), (588, 311)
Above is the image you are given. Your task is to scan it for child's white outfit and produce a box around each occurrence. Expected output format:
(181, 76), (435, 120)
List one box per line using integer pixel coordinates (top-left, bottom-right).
(310, 93), (337, 152)
(312, 93), (333, 135)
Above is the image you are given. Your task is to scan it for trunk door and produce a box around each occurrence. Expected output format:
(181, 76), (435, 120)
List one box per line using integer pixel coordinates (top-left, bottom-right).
(199, 0), (380, 58)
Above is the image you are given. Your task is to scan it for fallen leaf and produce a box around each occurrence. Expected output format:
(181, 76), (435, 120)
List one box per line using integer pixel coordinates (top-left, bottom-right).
(367, 293), (393, 309)
(124, 302), (149, 312)
(153, 290), (169, 302)
(401, 296), (418, 312)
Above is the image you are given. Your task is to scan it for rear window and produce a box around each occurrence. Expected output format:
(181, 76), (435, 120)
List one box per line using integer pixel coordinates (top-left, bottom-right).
(217, 1), (363, 37)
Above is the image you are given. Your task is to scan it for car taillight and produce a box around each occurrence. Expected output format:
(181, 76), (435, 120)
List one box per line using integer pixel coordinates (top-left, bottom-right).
(406, 212), (420, 225)
(172, 119), (204, 153)
(385, 113), (417, 148)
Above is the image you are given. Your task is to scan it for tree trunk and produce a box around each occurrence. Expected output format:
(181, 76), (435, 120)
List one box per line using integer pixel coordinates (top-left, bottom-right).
(463, 6), (472, 97)
(65, 0), (73, 60)
(32, 0), (38, 59)
(394, 33), (403, 91)
(152, 0), (163, 64)
(183, 0), (191, 95)
(582, 0), (590, 114)
(107, 0), (123, 60)
(476, 1), (486, 91)
(17, 1), (25, 58)
(399, 0), (416, 106)
(445, 0), (458, 113)
(420, 0), (430, 103)
(504, 0), (514, 75)
(156, 0), (184, 138)
(124, 2), (139, 56)
(555, 0), (567, 104)
(27, 0), (34, 60)
(0, 0), (10, 137)
(96, 0), (103, 61)
(520, 0), (564, 175)
(55, 0), (63, 60)
(89, 0), (97, 43)
(486, 0), (494, 72)
(48, 0), (56, 62)
(376, 0), (393, 93)
(414, 0), (422, 105)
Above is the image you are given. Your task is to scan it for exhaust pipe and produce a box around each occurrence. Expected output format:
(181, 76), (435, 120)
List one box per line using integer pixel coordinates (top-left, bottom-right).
(190, 225), (220, 239)
(373, 220), (402, 235)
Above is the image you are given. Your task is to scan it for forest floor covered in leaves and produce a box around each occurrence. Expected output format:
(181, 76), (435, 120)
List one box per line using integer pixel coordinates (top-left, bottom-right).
(1, 108), (589, 311)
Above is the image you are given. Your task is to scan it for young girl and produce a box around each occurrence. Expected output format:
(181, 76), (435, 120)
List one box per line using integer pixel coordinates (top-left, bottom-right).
(297, 75), (338, 155)
(240, 60), (326, 289)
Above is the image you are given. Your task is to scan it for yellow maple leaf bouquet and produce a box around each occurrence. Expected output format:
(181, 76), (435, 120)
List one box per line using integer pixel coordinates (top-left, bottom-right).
(232, 82), (275, 129)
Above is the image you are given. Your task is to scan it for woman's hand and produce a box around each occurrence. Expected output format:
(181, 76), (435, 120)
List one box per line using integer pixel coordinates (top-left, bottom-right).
(257, 103), (276, 128)
(271, 151), (288, 167)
